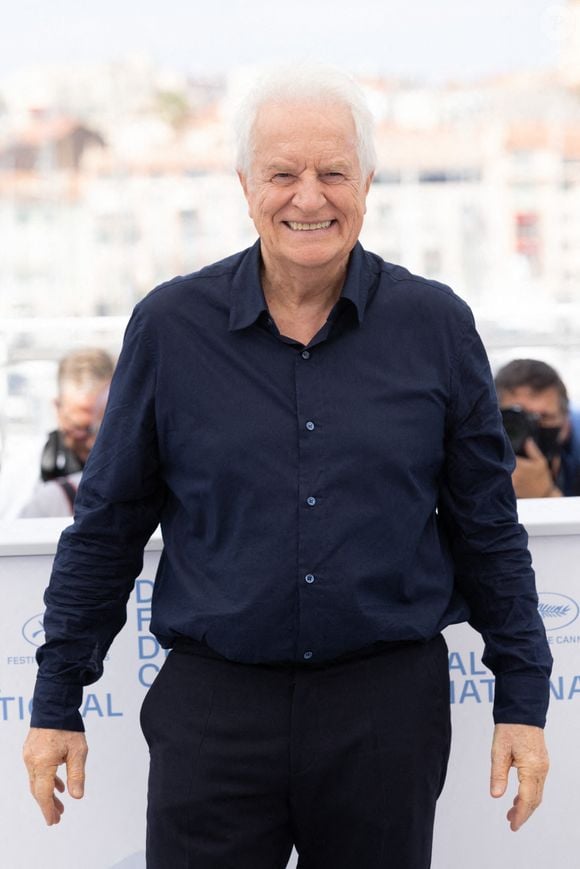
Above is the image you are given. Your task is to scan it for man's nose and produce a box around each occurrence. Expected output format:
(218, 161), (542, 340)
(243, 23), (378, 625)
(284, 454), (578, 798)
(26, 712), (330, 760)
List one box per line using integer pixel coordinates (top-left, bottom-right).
(292, 176), (326, 211)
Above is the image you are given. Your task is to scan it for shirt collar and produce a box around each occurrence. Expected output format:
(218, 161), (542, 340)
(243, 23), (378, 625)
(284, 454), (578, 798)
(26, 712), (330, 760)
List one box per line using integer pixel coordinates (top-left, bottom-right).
(229, 240), (268, 332)
(229, 239), (374, 332)
(340, 241), (373, 325)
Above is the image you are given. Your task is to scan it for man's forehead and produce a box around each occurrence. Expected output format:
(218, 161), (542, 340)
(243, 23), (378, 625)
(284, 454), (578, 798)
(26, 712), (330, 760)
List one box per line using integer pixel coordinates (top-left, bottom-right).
(59, 385), (108, 408)
(263, 153), (354, 171)
(502, 385), (563, 411)
(253, 100), (356, 138)
(251, 101), (359, 170)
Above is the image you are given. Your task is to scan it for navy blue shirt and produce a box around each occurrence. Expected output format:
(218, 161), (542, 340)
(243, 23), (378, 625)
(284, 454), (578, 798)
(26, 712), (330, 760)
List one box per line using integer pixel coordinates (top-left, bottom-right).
(32, 241), (552, 731)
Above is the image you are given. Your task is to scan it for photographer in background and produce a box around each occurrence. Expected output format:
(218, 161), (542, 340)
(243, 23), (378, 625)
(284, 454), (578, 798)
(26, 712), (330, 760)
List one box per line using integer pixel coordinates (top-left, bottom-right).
(20, 348), (114, 517)
(40, 348), (114, 483)
(495, 359), (580, 498)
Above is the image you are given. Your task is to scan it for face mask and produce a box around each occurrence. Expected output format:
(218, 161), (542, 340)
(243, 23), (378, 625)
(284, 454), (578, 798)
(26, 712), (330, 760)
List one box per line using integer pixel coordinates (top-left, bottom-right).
(536, 426), (562, 462)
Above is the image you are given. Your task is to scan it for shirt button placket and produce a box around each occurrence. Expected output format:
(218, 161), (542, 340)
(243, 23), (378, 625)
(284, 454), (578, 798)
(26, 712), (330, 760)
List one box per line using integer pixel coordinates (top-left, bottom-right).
(296, 345), (322, 664)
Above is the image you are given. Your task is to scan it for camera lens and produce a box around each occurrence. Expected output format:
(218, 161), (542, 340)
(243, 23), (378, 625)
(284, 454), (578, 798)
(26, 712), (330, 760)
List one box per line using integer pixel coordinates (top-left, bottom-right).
(500, 407), (539, 456)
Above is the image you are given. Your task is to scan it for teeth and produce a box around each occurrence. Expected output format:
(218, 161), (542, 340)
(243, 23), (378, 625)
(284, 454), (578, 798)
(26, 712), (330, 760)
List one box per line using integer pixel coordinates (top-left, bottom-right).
(287, 220), (332, 231)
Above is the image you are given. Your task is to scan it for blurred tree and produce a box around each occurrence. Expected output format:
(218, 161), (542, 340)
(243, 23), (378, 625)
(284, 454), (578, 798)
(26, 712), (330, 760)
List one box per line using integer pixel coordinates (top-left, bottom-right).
(154, 90), (191, 133)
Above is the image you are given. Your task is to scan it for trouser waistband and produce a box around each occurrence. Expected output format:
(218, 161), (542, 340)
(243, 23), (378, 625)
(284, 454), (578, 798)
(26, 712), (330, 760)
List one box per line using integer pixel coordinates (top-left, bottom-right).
(171, 634), (430, 670)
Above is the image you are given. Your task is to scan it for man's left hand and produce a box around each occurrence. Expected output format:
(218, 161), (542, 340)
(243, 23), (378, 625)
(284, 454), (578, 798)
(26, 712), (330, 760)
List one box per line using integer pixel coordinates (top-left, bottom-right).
(490, 723), (549, 831)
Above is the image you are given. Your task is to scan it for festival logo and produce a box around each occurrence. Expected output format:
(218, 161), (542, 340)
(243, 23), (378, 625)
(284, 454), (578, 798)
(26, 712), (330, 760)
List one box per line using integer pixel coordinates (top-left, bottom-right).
(21, 613), (46, 647)
(537, 593), (579, 632)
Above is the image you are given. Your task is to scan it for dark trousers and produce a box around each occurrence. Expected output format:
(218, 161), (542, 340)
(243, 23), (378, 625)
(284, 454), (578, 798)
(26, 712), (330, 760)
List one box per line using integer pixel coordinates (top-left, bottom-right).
(140, 634), (451, 869)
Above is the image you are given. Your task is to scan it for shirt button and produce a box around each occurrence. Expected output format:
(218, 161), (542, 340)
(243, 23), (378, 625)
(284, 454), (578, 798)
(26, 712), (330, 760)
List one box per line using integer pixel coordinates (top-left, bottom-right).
(303, 651), (313, 660)
(306, 496), (316, 506)
(305, 573), (315, 584)
(305, 421), (315, 431)
(301, 350), (311, 359)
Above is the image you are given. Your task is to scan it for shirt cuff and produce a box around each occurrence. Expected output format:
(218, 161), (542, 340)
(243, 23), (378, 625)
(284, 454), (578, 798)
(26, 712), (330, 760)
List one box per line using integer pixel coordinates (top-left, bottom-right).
(492, 672), (550, 728)
(30, 678), (85, 731)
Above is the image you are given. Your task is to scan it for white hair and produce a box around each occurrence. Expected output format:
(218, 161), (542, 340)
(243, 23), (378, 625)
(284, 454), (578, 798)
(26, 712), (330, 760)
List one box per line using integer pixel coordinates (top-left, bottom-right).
(234, 64), (376, 180)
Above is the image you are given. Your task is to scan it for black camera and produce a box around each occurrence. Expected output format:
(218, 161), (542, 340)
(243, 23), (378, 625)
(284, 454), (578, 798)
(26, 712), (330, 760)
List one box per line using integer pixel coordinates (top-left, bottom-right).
(500, 406), (540, 457)
(500, 406), (561, 461)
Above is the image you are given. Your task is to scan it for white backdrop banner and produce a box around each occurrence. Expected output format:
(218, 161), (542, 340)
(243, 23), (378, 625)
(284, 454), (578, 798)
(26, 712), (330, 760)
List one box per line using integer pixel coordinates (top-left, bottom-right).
(1, 500), (579, 869)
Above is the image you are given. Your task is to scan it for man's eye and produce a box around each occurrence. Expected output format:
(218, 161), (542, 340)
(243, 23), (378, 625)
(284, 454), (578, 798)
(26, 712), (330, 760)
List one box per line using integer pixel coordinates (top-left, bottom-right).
(323, 172), (344, 182)
(272, 173), (293, 183)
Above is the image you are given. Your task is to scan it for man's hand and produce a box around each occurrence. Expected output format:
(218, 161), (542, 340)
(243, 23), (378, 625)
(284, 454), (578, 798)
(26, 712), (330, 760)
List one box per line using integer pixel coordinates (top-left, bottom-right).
(490, 723), (549, 831)
(511, 438), (561, 498)
(23, 727), (88, 825)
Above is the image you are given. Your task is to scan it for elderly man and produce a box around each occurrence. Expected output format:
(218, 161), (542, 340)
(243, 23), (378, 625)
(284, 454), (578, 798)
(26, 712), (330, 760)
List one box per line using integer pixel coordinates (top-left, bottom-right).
(24, 68), (550, 869)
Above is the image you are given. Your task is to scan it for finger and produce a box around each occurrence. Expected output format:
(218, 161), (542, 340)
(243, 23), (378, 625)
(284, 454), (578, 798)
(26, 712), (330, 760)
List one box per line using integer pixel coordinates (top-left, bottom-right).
(31, 769), (63, 826)
(508, 769), (544, 831)
(44, 792), (65, 826)
(507, 792), (536, 832)
(523, 437), (543, 460)
(66, 741), (88, 799)
(490, 745), (512, 798)
(42, 799), (64, 826)
(55, 775), (65, 794)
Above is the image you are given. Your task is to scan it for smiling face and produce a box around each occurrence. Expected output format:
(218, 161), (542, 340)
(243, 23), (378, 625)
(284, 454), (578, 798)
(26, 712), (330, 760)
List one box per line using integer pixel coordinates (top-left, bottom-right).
(238, 100), (373, 279)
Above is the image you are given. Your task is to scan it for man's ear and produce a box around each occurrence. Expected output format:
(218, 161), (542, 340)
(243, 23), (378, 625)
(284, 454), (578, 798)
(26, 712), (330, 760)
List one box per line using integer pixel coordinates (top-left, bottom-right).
(237, 170), (249, 198)
(237, 171), (253, 218)
(363, 171), (374, 214)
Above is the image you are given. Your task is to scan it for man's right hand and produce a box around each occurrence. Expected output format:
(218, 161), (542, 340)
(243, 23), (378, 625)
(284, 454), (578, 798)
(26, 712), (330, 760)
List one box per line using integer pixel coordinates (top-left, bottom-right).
(511, 438), (561, 498)
(23, 727), (88, 825)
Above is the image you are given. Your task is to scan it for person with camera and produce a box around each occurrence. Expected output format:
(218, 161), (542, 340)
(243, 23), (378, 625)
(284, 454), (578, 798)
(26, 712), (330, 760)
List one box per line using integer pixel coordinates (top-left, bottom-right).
(495, 359), (580, 498)
(40, 348), (115, 483)
(19, 348), (114, 517)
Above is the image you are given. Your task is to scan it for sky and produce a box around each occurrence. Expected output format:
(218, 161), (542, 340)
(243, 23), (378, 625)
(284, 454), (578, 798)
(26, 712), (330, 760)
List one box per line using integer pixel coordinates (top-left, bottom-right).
(0, 0), (569, 83)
